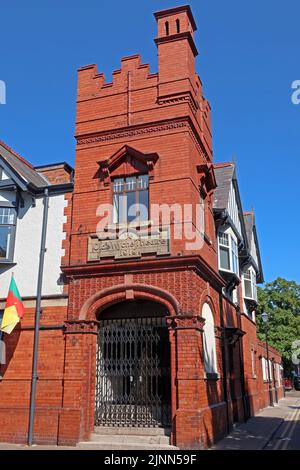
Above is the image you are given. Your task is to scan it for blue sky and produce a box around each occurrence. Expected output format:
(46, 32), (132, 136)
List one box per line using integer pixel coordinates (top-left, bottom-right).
(0, 0), (299, 283)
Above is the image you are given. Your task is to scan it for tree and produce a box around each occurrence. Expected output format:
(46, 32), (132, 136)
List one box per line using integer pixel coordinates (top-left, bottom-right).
(257, 277), (300, 373)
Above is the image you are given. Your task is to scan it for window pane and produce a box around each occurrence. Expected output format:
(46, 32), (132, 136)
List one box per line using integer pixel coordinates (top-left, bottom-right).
(244, 279), (252, 298)
(112, 175), (149, 224)
(119, 195), (127, 223)
(0, 226), (9, 259)
(125, 177), (136, 192)
(0, 208), (15, 225)
(113, 178), (124, 194)
(138, 190), (149, 221)
(218, 232), (229, 246)
(231, 238), (239, 275)
(126, 191), (137, 223)
(113, 194), (125, 224)
(244, 269), (251, 280)
(138, 175), (149, 190)
(113, 194), (127, 224)
(219, 246), (230, 270)
(232, 251), (238, 275)
(253, 283), (257, 301)
(113, 194), (119, 223)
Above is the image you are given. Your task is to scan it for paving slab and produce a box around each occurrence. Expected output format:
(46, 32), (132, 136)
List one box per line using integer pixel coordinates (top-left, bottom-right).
(212, 392), (300, 450)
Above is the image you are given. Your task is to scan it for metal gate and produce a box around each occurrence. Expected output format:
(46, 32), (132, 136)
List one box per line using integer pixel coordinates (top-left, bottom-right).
(95, 316), (171, 427)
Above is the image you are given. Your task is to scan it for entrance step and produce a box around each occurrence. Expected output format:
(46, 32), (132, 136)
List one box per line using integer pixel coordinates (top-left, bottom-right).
(94, 426), (171, 436)
(78, 427), (178, 450)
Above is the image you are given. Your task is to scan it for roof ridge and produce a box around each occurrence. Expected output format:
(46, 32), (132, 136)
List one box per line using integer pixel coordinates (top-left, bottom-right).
(213, 162), (234, 168)
(0, 140), (34, 169)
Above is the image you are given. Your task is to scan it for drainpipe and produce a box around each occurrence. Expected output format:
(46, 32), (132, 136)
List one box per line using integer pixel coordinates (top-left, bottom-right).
(272, 358), (278, 403)
(236, 306), (249, 421)
(28, 188), (49, 445)
(219, 294), (231, 435)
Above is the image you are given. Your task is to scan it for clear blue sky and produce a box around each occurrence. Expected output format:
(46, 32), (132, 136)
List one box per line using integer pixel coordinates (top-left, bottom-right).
(0, 1), (299, 283)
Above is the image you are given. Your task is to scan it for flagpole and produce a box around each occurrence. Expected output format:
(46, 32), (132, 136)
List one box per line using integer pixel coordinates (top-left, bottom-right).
(28, 188), (49, 446)
(0, 331), (3, 376)
(0, 273), (13, 373)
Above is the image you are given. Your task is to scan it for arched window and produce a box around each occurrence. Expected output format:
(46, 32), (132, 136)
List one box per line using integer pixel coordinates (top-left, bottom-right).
(165, 21), (169, 36)
(202, 303), (218, 374)
(176, 19), (180, 34)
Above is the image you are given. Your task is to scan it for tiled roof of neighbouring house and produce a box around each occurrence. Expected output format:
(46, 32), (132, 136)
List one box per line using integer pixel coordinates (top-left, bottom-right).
(213, 162), (235, 210)
(0, 140), (49, 188)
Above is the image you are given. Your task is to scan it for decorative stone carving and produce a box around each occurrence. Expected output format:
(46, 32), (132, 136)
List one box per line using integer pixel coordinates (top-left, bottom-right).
(88, 229), (170, 261)
(76, 119), (209, 161)
(166, 315), (205, 332)
(64, 320), (99, 334)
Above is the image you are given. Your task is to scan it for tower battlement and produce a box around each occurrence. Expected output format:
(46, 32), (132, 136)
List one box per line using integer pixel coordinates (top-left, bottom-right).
(76, 6), (212, 158)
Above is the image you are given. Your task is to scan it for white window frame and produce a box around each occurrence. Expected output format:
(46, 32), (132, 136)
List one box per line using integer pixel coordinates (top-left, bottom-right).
(269, 360), (273, 381)
(243, 267), (257, 301)
(218, 230), (239, 275)
(251, 349), (256, 378)
(278, 365), (283, 386)
(112, 175), (149, 225)
(0, 206), (16, 262)
(262, 357), (267, 381)
(202, 303), (218, 375)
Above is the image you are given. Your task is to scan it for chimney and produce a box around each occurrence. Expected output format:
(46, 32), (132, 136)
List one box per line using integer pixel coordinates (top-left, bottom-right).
(154, 5), (198, 99)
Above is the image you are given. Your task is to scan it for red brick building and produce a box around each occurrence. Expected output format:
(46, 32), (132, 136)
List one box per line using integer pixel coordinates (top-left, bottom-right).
(0, 5), (283, 449)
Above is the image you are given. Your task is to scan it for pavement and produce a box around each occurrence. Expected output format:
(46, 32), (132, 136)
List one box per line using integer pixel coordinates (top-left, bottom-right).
(213, 391), (300, 450)
(0, 392), (300, 451)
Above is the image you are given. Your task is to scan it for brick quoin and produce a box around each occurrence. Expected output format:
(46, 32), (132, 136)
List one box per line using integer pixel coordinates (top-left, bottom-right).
(0, 5), (283, 448)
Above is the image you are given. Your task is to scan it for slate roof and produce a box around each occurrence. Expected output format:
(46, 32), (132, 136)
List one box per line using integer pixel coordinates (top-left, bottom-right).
(243, 212), (254, 247)
(243, 211), (264, 283)
(0, 140), (48, 188)
(213, 163), (235, 210)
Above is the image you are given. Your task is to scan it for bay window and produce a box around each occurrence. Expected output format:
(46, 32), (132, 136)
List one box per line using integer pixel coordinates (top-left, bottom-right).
(113, 175), (149, 224)
(218, 231), (239, 275)
(0, 207), (16, 262)
(243, 268), (257, 301)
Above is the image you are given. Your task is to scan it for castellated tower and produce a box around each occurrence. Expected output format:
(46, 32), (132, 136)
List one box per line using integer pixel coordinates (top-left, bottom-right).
(71, 4), (216, 268)
(63, 6), (223, 450)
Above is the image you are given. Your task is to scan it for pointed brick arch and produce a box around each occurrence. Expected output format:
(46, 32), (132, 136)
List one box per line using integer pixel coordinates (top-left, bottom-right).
(79, 282), (180, 320)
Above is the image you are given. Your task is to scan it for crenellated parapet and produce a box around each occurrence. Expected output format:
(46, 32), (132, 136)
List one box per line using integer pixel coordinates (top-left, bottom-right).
(77, 54), (157, 101)
(76, 6), (212, 159)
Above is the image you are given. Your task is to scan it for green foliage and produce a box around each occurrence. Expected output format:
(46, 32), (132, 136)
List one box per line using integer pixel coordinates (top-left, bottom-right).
(257, 277), (300, 373)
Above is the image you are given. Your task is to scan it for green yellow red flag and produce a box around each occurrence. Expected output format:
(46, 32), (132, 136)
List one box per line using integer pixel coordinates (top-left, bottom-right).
(0, 275), (24, 334)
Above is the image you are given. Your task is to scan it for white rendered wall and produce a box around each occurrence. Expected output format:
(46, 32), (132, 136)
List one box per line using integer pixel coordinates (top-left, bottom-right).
(250, 235), (259, 267)
(0, 192), (67, 299)
(227, 182), (242, 238)
(0, 169), (9, 180)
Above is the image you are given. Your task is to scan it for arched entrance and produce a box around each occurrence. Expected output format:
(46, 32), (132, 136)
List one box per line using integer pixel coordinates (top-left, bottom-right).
(95, 299), (171, 428)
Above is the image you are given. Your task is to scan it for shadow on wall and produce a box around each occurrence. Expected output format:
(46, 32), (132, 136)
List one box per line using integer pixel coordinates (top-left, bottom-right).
(0, 326), (21, 377)
(203, 379), (227, 448)
(223, 302), (236, 327)
(0, 265), (13, 276)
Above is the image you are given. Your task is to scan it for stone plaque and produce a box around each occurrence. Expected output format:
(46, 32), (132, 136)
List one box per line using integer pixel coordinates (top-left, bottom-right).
(88, 230), (169, 261)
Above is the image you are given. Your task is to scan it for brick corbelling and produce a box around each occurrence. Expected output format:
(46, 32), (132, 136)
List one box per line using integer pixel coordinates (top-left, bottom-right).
(62, 255), (225, 292)
(75, 117), (209, 161)
(66, 270), (220, 322)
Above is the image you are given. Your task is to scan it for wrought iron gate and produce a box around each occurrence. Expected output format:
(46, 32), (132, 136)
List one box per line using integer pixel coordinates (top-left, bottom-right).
(95, 316), (171, 427)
